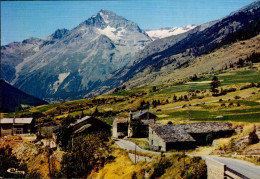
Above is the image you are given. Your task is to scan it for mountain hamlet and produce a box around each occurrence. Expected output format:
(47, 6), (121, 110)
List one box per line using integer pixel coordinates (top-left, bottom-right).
(1, 1), (260, 179)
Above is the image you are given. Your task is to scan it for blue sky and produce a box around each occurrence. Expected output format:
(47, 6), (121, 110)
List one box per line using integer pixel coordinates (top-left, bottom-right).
(1, 0), (256, 45)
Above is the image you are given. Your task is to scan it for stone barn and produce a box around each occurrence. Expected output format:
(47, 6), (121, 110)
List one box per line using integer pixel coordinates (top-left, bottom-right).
(149, 124), (196, 151)
(149, 122), (234, 151)
(0, 118), (34, 137)
(113, 111), (157, 138)
(180, 122), (234, 145)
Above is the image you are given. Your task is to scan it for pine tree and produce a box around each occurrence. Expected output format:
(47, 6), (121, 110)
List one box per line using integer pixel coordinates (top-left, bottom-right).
(93, 108), (99, 116)
(210, 76), (220, 95)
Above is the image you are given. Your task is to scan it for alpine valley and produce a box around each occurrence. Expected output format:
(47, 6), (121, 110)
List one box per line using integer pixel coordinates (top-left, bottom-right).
(1, 1), (260, 102)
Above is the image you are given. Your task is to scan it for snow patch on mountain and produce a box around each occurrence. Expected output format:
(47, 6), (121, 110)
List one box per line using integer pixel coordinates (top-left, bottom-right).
(99, 11), (110, 24)
(146, 25), (197, 40)
(53, 72), (70, 92)
(97, 26), (117, 41)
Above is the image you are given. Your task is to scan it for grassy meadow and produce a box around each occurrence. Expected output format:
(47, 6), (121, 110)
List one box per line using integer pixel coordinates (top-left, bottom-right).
(4, 63), (260, 125)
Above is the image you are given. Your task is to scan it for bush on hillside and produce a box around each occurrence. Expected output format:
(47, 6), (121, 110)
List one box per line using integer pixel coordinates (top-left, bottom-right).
(57, 132), (111, 178)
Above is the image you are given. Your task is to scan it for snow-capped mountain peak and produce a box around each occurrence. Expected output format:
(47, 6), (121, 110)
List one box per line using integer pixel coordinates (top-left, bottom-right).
(145, 25), (197, 40)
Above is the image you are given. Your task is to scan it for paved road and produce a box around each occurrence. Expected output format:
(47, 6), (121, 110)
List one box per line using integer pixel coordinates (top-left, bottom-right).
(208, 156), (260, 179)
(115, 139), (260, 179)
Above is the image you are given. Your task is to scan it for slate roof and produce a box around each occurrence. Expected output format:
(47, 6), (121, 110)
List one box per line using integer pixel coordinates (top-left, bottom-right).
(179, 122), (233, 133)
(73, 124), (92, 134)
(69, 116), (91, 127)
(151, 124), (195, 142)
(150, 122), (233, 143)
(133, 111), (148, 118)
(0, 118), (33, 124)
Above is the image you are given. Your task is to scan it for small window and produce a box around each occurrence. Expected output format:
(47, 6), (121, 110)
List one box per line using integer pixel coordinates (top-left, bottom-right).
(14, 128), (23, 134)
(151, 140), (153, 145)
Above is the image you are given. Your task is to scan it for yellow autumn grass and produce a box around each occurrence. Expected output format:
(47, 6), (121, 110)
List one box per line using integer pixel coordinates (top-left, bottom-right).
(244, 143), (260, 152)
(89, 149), (149, 179)
(54, 114), (69, 119)
(157, 114), (169, 118)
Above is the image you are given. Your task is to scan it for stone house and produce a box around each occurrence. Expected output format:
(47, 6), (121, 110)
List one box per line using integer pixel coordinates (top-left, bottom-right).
(149, 124), (196, 151)
(0, 118), (34, 137)
(149, 122), (234, 151)
(179, 122), (234, 145)
(112, 111), (157, 138)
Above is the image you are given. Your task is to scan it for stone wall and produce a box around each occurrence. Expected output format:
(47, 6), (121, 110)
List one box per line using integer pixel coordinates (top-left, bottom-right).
(206, 158), (225, 179)
(128, 153), (154, 163)
(112, 121), (118, 138)
(149, 126), (166, 151)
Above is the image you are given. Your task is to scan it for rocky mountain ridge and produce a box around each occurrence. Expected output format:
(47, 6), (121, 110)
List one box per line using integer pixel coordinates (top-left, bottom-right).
(1, 9), (152, 101)
(2, 1), (260, 101)
(91, 1), (260, 95)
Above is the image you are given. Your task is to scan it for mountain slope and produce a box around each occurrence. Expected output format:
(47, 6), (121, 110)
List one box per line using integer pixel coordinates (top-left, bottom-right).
(92, 1), (260, 94)
(1, 37), (44, 83)
(0, 80), (48, 112)
(1, 10), (152, 101)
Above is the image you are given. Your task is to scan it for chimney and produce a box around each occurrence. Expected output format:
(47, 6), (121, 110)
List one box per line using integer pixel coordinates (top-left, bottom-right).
(129, 111), (133, 122)
(128, 111), (133, 137)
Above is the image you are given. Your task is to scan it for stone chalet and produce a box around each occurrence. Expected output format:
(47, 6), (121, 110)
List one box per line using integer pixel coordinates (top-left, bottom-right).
(149, 122), (234, 151)
(112, 111), (156, 138)
(0, 118), (34, 137)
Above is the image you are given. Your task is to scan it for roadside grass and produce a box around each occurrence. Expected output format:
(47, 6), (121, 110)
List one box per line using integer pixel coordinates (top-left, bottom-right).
(127, 138), (150, 150)
(88, 148), (149, 179)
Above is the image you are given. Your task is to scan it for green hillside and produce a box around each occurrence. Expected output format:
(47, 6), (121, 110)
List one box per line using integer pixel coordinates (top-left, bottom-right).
(5, 62), (260, 125)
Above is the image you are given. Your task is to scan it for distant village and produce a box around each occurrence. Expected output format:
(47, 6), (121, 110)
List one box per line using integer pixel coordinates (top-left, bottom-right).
(0, 110), (234, 151)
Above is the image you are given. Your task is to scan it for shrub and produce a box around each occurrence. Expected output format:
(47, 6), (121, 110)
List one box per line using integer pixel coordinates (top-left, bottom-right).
(198, 96), (204, 99)
(229, 103), (233, 106)
(150, 158), (172, 179)
(249, 126), (259, 145)
(240, 83), (255, 90)
(234, 96), (241, 99)
(167, 121), (173, 125)
(58, 132), (111, 178)
(206, 132), (215, 144)
(131, 118), (147, 137)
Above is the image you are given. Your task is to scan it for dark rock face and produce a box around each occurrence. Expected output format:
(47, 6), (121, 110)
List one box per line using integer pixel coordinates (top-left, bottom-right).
(49, 28), (69, 40)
